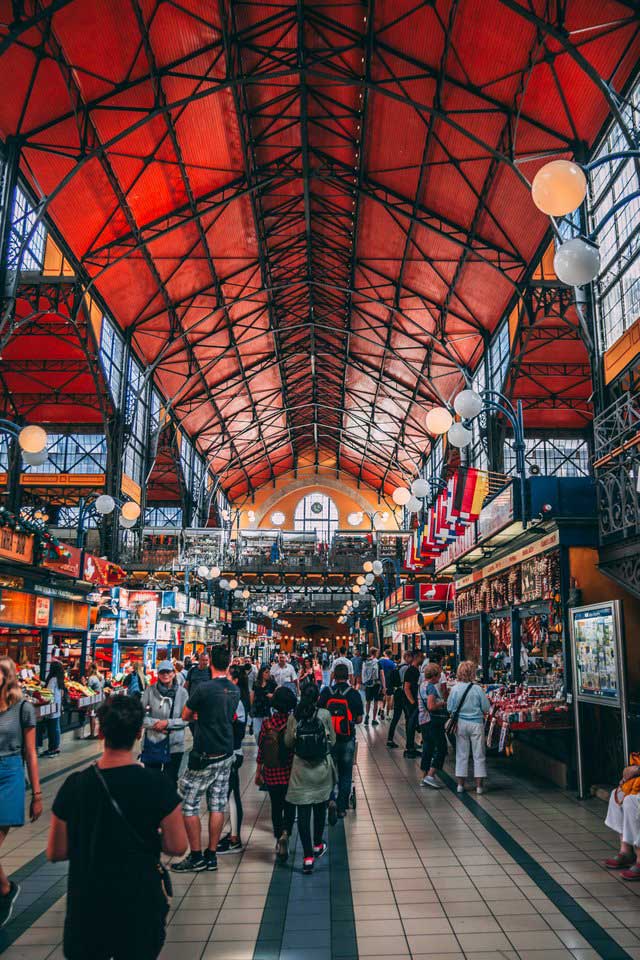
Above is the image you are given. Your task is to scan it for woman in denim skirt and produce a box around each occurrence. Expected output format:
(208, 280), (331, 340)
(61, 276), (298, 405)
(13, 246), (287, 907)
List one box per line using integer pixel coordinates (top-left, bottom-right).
(0, 657), (42, 928)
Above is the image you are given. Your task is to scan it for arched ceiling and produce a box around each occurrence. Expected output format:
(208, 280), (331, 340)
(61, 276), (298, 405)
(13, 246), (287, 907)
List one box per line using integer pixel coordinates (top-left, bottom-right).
(0, 0), (637, 499)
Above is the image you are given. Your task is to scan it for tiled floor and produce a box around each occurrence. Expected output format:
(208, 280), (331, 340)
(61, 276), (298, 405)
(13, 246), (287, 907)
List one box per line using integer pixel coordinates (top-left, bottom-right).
(1, 720), (638, 959)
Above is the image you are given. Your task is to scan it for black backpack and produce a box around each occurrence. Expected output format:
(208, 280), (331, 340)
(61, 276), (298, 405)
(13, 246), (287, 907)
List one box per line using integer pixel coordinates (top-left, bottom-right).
(294, 709), (328, 763)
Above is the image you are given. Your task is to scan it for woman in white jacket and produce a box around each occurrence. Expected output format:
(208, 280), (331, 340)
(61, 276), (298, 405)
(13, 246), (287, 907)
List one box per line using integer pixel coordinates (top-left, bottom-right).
(140, 661), (188, 786)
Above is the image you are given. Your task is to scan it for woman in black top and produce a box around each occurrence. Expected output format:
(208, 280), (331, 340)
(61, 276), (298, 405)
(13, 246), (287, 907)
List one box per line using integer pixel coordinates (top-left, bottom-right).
(48, 696), (187, 960)
(251, 666), (276, 745)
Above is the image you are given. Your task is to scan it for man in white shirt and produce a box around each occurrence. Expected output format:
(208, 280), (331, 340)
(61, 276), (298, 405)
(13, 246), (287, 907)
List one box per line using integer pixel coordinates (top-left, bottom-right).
(330, 647), (355, 686)
(270, 653), (300, 696)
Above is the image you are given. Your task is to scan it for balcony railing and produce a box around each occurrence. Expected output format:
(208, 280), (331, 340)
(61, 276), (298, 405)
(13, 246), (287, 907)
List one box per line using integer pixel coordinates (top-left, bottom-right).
(593, 391), (640, 542)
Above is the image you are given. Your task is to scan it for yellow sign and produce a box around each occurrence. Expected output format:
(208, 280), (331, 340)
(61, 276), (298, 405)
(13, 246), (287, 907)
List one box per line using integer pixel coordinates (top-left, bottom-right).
(0, 473), (105, 487)
(120, 473), (141, 504)
(456, 530), (560, 589)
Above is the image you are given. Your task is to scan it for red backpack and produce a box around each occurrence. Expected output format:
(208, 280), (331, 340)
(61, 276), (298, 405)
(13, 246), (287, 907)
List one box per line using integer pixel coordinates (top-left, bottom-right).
(326, 687), (354, 739)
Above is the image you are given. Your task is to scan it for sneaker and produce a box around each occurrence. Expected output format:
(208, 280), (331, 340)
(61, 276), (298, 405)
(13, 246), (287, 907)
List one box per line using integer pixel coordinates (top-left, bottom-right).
(204, 851), (218, 871)
(313, 842), (328, 860)
(328, 800), (338, 827)
(372, 720), (379, 726)
(386, 740), (398, 749)
(171, 853), (207, 873)
(476, 787), (484, 795)
(276, 831), (289, 863)
(457, 785), (465, 794)
(303, 857), (314, 874)
(0, 882), (20, 929)
(217, 836), (242, 855)
(421, 775), (442, 790)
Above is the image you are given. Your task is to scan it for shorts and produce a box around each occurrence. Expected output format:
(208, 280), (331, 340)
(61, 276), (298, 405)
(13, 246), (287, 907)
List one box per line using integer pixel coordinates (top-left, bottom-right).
(365, 683), (382, 702)
(179, 756), (234, 817)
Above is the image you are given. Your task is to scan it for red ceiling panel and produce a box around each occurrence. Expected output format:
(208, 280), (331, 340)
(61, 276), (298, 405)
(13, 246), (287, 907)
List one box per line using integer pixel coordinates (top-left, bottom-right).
(0, 0), (636, 497)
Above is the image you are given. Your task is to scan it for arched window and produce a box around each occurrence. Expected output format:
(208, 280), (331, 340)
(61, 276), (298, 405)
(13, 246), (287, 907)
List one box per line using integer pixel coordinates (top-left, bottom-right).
(294, 491), (339, 543)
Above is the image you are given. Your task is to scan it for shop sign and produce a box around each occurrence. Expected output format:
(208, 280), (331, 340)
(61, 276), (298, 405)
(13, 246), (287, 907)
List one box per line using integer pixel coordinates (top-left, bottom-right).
(188, 597), (198, 615)
(34, 584), (85, 601)
(476, 485), (515, 541)
(42, 544), (82, 579)
(455, 529), (560, 589)
(82, 553), (124, 586)
(434, 522), (477, 573)
(0, 528), (34, 565)
(34, 596), (51, 626)
(418, 583), (455, 602)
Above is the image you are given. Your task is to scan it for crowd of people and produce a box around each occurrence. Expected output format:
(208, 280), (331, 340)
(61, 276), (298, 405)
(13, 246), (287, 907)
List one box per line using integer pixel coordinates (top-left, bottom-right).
(0, 643), (638, 958)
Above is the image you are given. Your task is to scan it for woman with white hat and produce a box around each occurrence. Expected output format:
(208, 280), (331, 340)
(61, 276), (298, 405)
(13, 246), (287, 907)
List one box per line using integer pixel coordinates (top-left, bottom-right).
(140, 661), (188, 786)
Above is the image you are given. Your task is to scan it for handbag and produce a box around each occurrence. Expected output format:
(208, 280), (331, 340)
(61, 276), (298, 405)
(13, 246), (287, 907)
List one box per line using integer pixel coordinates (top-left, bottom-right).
(93, 764), (173, 906)
(140, 735), (171, 765)
(444, 682), (474, 739)
(615, 752), (640, 805)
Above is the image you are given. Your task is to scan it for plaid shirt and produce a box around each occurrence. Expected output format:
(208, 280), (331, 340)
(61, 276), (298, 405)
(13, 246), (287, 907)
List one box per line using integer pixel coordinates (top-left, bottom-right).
(257, 713), (293, 786)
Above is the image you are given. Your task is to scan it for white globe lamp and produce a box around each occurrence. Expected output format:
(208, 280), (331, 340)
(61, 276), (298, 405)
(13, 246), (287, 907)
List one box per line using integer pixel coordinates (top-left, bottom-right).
(392, 486), (411, 506)
(407, 495), (422, 513)
(372, 560), (383, 576)
(363, 560), (373, 573)
(347, 512), (362, 526)
(209, 565), (221, 579)
(18, 425), (47, 454)
(197, 565), (209, 579)
(454, 389), (484, 420)
(219, 578), (229, 590)
(553, 237), (600, 287)
(448, 422), (473, 448)
(531, 159), (587, 217)
(356, 575), (365, 585)
(119, 516), (137, 528)
(353, 600), (360, 609)
(425, 407), (453, 436)
(94, 495), (116, 515)
(234, 589), (243, 598)
(352, 584), (361, 594)
(270, 511), (285, 526)
(364, 573), (375, 585)
(411, 478), (430, 499)
(229, 578), (238, 590)
(22, 449), (48, 466)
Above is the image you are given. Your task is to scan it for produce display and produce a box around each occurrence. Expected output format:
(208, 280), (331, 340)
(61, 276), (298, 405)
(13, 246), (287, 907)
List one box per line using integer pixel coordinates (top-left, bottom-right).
(21, 678), (53, 705)
(485, 684), (571, 753)
(66, 680), (94, 701)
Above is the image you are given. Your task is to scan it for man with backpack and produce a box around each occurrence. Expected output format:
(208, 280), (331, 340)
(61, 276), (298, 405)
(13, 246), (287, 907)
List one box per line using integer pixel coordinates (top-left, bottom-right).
(362, 648), (385, 726)
(319, 663), (363, 822)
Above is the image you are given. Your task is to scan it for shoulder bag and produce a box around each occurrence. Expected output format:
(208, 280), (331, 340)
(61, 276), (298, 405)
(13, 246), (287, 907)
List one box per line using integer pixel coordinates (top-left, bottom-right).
(93, 764), (173, 906)
(444, 682), (474, 739)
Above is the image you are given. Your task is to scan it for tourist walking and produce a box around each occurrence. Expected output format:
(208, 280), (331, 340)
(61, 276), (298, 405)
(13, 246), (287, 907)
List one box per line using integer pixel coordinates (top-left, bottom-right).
(47, 695), (187, 959)
(256, 686), (297, 863)
(251, 665), (276, 745)
(270, 653), (300, 696)
(319, 663), (363, 821)
(362, 648), (384, 726)
(448, 660), (490, 794)
(217, 665), (247, 855)
(418, 663), (447, 789)
(172, 646), (240, 873)
(43, 660), (65, 757)
(0, 657), (42, 928)
(140, 660), (188, 786)
(285, 685), (336, 874)
(402, 650), (423, 758)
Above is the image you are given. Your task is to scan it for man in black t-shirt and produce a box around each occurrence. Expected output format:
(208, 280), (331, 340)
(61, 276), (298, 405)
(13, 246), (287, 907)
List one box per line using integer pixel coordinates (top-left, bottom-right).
(319, 664), (363, 820)
(173, 645), (240, 874)
(47, 696), (186, 960)
(403, 651), (424, 757)
(184, 650), (212, 693)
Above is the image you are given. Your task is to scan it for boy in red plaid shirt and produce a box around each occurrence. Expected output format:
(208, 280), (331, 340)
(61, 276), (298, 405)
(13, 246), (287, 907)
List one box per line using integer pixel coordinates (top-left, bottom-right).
(256, 686), (297, 862)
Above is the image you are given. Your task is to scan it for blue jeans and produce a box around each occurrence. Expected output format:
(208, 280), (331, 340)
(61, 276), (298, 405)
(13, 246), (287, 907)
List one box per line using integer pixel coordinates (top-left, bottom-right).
(47, 716), (61, 752)
(331, 738), (356, 812)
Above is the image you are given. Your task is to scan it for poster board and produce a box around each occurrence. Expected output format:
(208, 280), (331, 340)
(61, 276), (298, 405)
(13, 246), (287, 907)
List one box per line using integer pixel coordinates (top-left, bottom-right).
(569, 600), (628, 797)
(570, 601), (624, 705)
